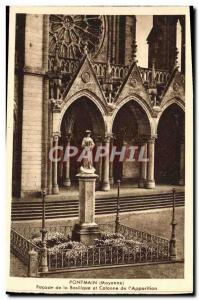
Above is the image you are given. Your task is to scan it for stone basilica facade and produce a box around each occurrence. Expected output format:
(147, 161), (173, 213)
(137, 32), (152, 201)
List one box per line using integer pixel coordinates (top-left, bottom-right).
(13, 14), (185, 198)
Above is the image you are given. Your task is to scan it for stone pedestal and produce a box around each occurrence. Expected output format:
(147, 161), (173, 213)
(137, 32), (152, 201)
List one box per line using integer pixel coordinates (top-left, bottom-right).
(72, 172), (100, 245)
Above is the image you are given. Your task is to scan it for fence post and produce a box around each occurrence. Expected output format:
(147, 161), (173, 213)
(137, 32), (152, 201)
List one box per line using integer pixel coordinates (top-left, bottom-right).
(115, 180), (121, 233)
(169, 188), (177, 261)
(40, 190), (48, 272)
(28, 249), (38, 277)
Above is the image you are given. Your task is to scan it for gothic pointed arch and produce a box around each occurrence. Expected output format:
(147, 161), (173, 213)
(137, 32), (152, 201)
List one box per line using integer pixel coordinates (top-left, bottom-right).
(58, 89), (107, 133)
(59, 95), (106, 185)
(111, 95), (153, 135)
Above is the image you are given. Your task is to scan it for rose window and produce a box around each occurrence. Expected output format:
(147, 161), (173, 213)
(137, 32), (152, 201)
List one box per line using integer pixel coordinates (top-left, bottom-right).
(49, 15), (105, 59)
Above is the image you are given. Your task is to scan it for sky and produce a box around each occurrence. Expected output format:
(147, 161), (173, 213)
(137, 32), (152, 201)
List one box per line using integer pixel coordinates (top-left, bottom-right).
(136, 15), (153, 68)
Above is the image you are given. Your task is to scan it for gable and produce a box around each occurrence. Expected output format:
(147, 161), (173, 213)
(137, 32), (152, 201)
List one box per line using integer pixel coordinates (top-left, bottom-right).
(62, 57), (106, 104)
(160, 68), (185, 108)
(115, 63), (151, 106)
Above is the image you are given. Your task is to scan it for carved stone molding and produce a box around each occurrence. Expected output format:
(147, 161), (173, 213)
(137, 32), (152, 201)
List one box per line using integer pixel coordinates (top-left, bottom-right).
(130, 78), (137, 88)
(152, 105), (162, 118)
(173, 82), (180, 92)
(23, 66), (46, 77)
(81, 72), (90, 83)
(147, 134), (158, 143)
(104, 133), (113, 143)
(50, 98), (63, 112)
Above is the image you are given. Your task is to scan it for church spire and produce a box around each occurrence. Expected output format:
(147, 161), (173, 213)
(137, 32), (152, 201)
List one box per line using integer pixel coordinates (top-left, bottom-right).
(131, 38), (137, 63)
(174, 47), (179, 69)
(151, 59), (156, 86)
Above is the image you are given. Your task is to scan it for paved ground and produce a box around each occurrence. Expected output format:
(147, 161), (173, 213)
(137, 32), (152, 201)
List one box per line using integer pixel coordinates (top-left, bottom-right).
(10, 207), (184, 278)
(45, 262), (184, 279)
(10, 253), (28, 277)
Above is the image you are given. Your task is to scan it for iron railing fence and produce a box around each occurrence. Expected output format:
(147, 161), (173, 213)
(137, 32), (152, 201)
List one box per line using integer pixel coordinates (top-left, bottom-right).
(10, 228), (41, 265)
(12, 224), (73, 240)
(98, 222), (115, 233)
(46, 223), (170, 271)
(11, 222), (170, 274)
(47, 243), (169, 271)
(118, 224), (170, 248)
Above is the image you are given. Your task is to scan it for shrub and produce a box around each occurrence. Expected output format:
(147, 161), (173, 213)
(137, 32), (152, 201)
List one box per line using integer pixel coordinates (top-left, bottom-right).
(49, 241), (87, 255)
(100, 232), (125, 240)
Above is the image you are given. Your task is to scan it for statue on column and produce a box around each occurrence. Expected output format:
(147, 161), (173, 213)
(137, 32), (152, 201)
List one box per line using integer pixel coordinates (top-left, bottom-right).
(80, 130), (95, 174)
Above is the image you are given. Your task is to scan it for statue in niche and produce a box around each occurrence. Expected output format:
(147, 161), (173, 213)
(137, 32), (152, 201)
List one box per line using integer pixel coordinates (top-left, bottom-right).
(80, 130), (95, 174)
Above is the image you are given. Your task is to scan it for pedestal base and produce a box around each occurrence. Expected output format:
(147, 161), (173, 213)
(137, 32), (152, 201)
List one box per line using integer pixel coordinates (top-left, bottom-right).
(63, 178), (71, 187)
(101, 182), (110, 191)
(72, 223), (101, 245)
(52, 184), (59, 194)
(146, 180), (155, 189)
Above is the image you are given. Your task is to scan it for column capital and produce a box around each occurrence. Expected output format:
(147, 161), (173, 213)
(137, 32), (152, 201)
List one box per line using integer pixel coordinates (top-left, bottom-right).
(52, 134), (60, 142)
(147, 134), (158, 143)
(104, 133), (113, 142)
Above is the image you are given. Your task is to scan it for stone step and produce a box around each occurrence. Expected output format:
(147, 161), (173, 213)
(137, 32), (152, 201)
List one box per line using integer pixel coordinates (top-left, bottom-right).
(11, 203), (185, 221)
(12, 192), (184, 207)
(11, 192), (184, 221)
(11, 197), (184, 213)
(12, 192), (184, 206)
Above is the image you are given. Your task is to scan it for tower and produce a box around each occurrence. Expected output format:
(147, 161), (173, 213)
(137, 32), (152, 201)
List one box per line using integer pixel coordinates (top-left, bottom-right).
(147, 15), (185, 72)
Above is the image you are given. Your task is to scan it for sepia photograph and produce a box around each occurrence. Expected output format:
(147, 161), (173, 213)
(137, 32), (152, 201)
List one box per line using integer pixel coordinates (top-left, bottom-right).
(6, 6), (193, 294)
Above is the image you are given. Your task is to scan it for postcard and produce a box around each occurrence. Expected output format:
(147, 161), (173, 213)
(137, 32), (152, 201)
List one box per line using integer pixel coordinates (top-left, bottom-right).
(6, 6), (193, 294)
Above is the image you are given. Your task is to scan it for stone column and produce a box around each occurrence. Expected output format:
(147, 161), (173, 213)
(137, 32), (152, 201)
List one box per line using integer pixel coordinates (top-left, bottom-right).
(63, 134), (71, 187)
(47, 135), (53, 195)
(101, 135), (111, 191)
(95, 136), (102, 190)
(146, 136), (156, 189)
(109, 136), (114, 185)
(52, 135), (59, 194)
(58, 139), (63, 183)
(138, 142), (147, 188)
(72, 173), (100, 245)
(179, 136), (185, 186)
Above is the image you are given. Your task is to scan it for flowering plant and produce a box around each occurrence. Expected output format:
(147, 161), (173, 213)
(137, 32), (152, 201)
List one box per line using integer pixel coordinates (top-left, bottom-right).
(32, 232), (69, 248)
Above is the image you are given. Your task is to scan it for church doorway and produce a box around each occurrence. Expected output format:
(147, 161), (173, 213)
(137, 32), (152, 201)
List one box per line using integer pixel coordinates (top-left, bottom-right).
(155, 103), (185, 185)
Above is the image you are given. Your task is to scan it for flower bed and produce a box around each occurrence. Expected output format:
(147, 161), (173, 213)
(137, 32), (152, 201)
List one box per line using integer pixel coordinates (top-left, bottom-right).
(32, 231), (144, 255)
(11, 224), (170, 273)
(31, 231), (166, 270)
